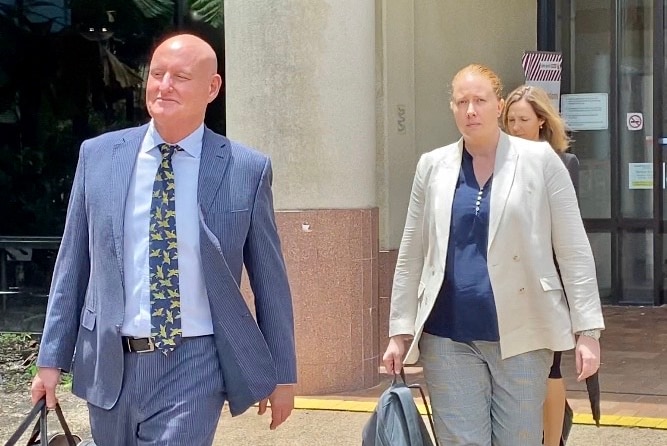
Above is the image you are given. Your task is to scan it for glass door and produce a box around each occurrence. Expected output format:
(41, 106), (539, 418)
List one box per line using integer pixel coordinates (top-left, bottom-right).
(617, 0), (656, 304)
(558, 0), (615, 302)
(555, 0), (665, 305)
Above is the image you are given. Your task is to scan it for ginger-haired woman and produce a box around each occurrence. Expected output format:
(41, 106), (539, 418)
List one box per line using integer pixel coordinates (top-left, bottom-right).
(383, 65), (603, 445)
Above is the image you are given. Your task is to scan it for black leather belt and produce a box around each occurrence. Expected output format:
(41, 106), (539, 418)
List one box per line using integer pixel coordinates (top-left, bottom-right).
(121, 335), (210, 353)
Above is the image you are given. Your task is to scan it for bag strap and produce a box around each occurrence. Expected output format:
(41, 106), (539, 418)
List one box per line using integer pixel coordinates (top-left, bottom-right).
(5, 399), (79, 446)
(3, 399), (45, 446)
(409, 382), (440, 446)
(53, 404), (78, 446)
(395, 369), (441, 446)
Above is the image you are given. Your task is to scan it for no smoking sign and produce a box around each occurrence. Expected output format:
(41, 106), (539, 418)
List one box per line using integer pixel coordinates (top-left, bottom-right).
(627, 113), (643, 131)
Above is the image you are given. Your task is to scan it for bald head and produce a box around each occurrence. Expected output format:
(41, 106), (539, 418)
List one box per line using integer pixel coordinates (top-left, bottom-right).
(153, 34), (218, 75)
(146, 34), (222, 143)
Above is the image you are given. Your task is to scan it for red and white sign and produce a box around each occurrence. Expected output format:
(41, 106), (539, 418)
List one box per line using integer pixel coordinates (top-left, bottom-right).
(521, 51), (563, 111)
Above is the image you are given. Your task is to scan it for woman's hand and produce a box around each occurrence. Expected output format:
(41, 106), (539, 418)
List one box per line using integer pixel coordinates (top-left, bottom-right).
(575, 335), (601, 381)
(382, 335), (408, 375)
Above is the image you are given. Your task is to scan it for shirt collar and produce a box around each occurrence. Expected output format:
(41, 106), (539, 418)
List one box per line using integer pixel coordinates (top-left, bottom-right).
(141, 120), (204, 158)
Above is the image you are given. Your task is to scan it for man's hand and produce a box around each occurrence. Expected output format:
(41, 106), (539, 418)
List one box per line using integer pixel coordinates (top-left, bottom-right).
(575, 335), (601, 382)
(382, 335), (408, 375)
(258, 384), (295, 430)
(31, 367), (61, 408)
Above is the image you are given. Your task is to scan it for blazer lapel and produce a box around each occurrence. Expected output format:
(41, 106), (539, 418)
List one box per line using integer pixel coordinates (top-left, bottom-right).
(198, 128), (230, 214)
(432, 140), (463, 259)
(488, 132), (518, 249)
(111, 127), (146, 278)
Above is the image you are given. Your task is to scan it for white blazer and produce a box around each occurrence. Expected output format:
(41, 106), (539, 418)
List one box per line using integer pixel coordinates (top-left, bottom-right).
(389, 131), (604, 364)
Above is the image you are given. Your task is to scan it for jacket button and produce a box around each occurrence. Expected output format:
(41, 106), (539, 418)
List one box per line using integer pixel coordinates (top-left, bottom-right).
(519, 287), (525, 293)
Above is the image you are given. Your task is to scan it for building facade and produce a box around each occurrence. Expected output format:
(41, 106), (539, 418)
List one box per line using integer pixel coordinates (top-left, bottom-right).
(2, 1), (663, 394)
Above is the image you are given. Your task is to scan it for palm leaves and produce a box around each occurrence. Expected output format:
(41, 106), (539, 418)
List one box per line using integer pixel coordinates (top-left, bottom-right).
(131, 0), (173, 19)
(131, 0), (224, 28)
(191, 0), (224, 28)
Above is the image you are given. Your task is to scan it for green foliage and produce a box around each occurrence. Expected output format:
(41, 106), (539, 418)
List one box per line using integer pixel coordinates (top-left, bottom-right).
(60, 372), (73, 390)
(131, 0), (224, 28)
(131, 0), (174, 19)
(0, 332), (39, 390)
(0, 331), (33, 344)
(191, 0), (224, 28)
(1, 332), (72, 390)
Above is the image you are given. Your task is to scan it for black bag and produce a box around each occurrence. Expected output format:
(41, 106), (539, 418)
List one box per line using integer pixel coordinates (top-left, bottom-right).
(4, 398), (82, 446)
(362, 370), (439, 446)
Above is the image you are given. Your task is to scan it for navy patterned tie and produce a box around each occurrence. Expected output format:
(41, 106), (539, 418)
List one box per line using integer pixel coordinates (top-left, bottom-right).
(149, 143), (181, 353)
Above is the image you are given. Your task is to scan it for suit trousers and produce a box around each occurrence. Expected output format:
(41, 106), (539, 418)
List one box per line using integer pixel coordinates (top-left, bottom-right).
(420, 333), (551, 446)
(87, 336), (226, 446)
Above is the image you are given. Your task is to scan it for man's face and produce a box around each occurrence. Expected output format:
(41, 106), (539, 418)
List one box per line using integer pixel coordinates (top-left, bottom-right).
(145, 40), (218, 131)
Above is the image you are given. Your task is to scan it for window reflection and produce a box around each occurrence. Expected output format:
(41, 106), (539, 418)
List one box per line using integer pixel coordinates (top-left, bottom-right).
(0, 0), (225, 236)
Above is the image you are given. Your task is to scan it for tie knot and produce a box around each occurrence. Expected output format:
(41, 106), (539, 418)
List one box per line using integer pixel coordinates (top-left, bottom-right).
(158, 143), (179, 160)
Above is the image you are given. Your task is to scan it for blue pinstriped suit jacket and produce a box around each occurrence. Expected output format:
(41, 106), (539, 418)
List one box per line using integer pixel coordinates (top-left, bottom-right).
(36, 124), (297, 416)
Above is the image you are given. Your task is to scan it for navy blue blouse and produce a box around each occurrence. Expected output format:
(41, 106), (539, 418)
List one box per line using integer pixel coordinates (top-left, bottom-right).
(423, 148), (500, 342)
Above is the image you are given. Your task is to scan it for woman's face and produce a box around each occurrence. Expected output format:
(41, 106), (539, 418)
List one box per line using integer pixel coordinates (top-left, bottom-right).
(505, 98), (545, 142)
(450, 73), (503, 145)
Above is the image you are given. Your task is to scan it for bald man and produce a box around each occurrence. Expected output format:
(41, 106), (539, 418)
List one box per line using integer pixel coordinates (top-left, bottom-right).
(31, 34), (297, 445)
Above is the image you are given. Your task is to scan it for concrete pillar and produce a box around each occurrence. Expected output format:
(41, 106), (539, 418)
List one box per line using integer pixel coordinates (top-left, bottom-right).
(225, 1), (379, 394)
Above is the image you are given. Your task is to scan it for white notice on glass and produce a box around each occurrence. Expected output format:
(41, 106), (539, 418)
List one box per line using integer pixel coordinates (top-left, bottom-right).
(561, 93), (608, 131)
(628, 163), (652, 189)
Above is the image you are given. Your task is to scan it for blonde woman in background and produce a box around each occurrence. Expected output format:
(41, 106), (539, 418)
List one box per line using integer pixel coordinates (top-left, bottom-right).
(502, 84), (578, 446)
(383, 65), (603, 445)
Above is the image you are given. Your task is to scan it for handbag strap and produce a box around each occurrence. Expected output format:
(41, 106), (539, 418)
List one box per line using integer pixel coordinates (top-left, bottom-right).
(408, 382), (440, 446)
(395, 369), (441, 446)
(3, 399), (45, 446)
(26, 402), (49, 446)
(23, 400), (78, 446)
(52, 404), (78, 445)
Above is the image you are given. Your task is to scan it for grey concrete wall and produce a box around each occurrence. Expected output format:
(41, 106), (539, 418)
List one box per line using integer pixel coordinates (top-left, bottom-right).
(225, 0), (376, 210)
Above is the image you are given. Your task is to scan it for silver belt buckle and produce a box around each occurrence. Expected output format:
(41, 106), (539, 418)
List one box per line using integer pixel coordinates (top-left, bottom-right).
(142, 337), (155, 352)
(126, 336), (155, 353)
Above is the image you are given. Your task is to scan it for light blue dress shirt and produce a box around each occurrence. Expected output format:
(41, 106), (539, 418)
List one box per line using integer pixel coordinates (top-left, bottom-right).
(121, 121), (213, 337)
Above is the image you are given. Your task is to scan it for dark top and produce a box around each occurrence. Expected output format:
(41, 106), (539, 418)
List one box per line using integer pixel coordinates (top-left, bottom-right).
(561, 152), (579, 194)
(423, 149), (500, 342)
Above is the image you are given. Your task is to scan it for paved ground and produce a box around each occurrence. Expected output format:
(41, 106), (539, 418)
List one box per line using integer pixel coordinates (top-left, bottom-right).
(213, 409), (667, 445)
(3, 306), (667, 444)
(2, 396), (666, 445)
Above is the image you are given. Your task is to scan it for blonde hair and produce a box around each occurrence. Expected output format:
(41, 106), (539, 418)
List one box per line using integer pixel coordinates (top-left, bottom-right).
(450, 64), (504, 101)
(501, 85), (571, 152)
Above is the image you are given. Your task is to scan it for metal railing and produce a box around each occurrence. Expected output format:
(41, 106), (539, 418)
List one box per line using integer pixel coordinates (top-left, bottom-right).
(0, 236), (61, 331)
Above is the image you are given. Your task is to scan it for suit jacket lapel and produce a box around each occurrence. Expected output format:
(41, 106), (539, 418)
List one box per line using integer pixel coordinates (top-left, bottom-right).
(488, 132), (518, 249)
(432, 140), (463, 259)
(198, 128), (230, 214)
(111, 126), (146, 278)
